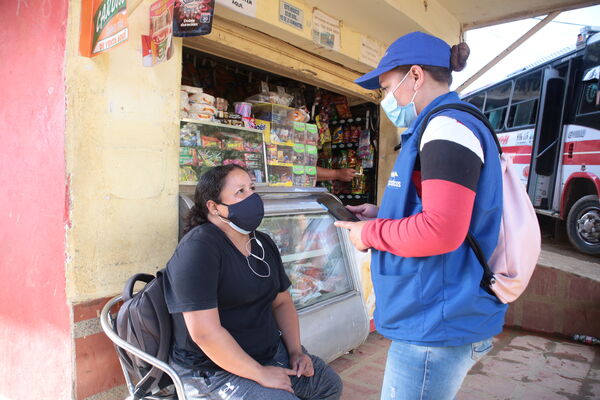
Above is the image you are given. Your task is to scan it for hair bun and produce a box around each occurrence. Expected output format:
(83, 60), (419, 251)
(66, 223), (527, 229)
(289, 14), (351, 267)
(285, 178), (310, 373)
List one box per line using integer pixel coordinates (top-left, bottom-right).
(450, 42), (470, 72)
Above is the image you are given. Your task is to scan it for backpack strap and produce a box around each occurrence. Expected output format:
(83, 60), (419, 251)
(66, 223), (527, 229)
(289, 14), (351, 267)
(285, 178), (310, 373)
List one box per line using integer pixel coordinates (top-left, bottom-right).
(411, 103), (502, 295)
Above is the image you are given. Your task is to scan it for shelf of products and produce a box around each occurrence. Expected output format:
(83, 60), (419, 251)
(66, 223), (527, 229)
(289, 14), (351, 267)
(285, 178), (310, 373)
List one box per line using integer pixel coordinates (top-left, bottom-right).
(259, 213), (353, 309)
(179, 119), (268, 184)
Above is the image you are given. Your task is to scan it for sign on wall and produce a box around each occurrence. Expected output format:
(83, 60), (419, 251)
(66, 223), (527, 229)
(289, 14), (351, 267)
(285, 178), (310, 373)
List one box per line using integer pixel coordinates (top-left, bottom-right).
(360, 35), (383, 68)
(216, 0), (257, 18)
(311, 8), (340, 51)
(79, 0), (129, 57)
(279, 1), (303, 30)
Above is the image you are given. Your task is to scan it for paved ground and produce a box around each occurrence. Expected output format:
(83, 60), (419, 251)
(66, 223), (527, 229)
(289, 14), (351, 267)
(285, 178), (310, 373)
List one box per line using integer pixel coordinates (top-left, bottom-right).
(330, 328), (600, 400)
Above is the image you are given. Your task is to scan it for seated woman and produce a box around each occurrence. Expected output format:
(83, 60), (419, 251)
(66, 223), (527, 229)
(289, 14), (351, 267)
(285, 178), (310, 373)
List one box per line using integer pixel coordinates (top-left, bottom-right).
(164, 165), (343, 400)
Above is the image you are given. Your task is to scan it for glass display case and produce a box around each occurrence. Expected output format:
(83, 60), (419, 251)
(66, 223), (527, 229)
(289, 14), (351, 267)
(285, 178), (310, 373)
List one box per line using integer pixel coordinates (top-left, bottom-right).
(259, 213), (353, 310)
(179, 119), (268, 184)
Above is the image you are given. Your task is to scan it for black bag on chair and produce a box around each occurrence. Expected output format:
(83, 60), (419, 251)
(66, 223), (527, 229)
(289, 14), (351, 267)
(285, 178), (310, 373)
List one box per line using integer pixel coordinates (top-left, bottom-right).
(115, 270), (173, 399)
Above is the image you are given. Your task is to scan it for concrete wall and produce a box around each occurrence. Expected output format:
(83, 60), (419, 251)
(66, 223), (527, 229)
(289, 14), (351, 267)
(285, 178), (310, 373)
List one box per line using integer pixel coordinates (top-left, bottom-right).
(0, 1), (72, 399)
(506, 265), (600, 339)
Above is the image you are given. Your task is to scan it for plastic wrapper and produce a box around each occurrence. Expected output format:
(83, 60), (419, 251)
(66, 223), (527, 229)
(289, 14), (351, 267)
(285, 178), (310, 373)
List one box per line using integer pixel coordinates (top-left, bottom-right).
(189, 103), (216, 114)
(305, 124), (318, 145)
(189, 92), (215, 106)
(180, 125), (197, 146)
(245, 91), (293, 106)
(290, 108), (310, 122)
(305, 166), (317, 187)
(293, 144), (305, 164)
(268, 165), (293, 186)
(197, 148), (223, 167)
(292, 165), (305, 186)
(179, 166), (197, 182)
(305, 145), (318, 166)
(234, 102), (252, 117)
(331, 126), (344, 144)
(293, 122), (306, 144)
(201, 135), (222, 148)
(277, 146), (293, 164)
(181, 85), (203, 94)
(179, 147), (197, 166)
(244, 141), (263, 153)
(180, 90), (190, 111)
(216, 97), (228, 111)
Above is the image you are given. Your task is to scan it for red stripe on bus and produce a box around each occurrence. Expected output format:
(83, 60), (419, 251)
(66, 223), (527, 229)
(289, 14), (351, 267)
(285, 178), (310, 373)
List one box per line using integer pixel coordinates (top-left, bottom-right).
(565, 139), (600, 153)
(562, 153), (600, 165)
(512, 155), (532, 164)
(501, 145), (532, 154)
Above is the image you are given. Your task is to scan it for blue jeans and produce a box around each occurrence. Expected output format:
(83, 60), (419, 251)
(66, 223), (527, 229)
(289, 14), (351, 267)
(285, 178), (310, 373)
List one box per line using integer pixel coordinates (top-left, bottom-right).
(171, 340), (342, 400)
(380, 338), (493, 400)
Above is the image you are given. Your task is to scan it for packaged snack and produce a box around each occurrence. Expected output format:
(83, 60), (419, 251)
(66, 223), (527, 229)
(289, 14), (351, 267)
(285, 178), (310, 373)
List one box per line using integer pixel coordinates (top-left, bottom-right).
(197, 148), (222, 167)
(351, 125), (361, 142)
(189, 103), (217, 114)
(267, 144), (278, 162)
(234, 102), (252, 117)
(180, 90), (190, 111)
(180, 125), (197, 146)
(243, 141), (262, 153)
(179, 165), (197, 182)
(334, 95), (352, 119)
(179, 147), (197, 166)
(331, 126), (344, 144)
(220, 133), (244, 151)
(241, 117), (257, 130)
(293, 122), (306, 144)
(305, 145), (318, 166)
(293, 165), (305, 186)
(338, 150), (348, 168)
(189, 92), (215, 106)
(305, 166), (317, 187)
(315, 115), (331, 147)
(181, 85), (203, 94)
(173, 0), (216, 37)
(215, 97), (228, 111)
(189, 113), (213, 121)
(347, 149), (358, 168)
(293, 144), (305, 165)
(277, 146), (293, 164)
(343, 127), (352, 143)
(201, 135), (222, 148)
(289, 108), (310, 122)
(305, 124), (319, 145)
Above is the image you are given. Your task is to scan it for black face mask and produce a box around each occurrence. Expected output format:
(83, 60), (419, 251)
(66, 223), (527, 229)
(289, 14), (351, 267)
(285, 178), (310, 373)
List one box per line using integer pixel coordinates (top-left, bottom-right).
(218, 193), (265, 234)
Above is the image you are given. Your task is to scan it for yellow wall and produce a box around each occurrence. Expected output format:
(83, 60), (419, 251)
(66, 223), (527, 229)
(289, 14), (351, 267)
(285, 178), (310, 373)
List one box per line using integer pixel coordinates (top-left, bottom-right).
(65, 0), (182, 302)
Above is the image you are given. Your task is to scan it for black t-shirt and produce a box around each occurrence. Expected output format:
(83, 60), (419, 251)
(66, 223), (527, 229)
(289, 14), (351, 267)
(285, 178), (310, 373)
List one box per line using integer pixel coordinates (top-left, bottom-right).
(164, 222), (291, 371)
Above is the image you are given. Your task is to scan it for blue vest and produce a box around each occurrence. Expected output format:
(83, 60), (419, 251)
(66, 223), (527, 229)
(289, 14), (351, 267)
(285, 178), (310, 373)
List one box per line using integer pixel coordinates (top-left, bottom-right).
(372, 92), (507, 346)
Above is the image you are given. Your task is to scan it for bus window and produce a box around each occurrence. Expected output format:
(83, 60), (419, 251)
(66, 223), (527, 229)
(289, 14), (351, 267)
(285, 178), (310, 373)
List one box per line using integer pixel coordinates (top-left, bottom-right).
(484, 81), (512, 131)
(578, 80), (599, 115)
(507, 71), (542, 128)
(466, 93), (485, 110)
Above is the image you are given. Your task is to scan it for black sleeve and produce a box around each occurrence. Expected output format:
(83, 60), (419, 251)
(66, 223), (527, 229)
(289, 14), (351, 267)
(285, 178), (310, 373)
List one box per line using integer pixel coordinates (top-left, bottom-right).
(258, 232), (292, 292)
(164, 237), (221, 314)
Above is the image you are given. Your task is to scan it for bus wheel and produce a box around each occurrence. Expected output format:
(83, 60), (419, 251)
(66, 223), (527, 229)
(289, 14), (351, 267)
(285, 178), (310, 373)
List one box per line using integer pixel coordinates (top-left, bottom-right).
(566, 195), (600, 255)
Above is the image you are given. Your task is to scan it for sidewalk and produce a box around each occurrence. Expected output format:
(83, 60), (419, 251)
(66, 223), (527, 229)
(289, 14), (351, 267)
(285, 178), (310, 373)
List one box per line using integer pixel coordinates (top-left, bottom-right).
(330, 328), (600, 400)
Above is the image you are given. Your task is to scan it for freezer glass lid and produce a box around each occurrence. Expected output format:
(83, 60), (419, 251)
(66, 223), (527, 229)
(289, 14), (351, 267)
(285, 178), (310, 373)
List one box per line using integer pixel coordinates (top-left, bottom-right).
(259, 213), (353, 310)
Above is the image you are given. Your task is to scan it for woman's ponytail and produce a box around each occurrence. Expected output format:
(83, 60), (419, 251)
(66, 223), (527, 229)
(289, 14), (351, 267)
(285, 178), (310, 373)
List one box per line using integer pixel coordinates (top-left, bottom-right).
(450, 42), (470, 72)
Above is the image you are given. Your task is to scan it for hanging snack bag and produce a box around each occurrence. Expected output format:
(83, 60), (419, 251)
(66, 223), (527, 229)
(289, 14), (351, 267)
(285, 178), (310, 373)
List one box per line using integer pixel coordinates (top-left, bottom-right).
(293, 143), (306, 165)
(293, 122), (306, 144)
(331, 126), (344, 144)
(293, 165), (306, 186)
(173, 0), (215, 37)
(305, 166), (317, 187)
(305, 124), (319, 145)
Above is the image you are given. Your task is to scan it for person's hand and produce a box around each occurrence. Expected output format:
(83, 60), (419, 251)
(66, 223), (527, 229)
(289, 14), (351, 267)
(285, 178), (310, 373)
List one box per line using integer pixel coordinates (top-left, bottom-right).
(334, 220), (369, 252)
(256, 365), (296, 393)
(289, 351), (314, 378)
(335, 168), (357, 182)
(346, 203), (379, 220)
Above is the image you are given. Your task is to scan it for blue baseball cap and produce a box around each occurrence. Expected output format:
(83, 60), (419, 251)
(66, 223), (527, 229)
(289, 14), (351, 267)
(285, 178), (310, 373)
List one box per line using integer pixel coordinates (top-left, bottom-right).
(355, 31), (451, 89)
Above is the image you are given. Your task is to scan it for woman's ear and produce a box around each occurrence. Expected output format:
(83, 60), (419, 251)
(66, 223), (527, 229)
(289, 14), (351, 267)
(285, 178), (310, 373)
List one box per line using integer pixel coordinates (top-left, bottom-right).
(206, 200), (219, 216)
(411, 65), (425, 90)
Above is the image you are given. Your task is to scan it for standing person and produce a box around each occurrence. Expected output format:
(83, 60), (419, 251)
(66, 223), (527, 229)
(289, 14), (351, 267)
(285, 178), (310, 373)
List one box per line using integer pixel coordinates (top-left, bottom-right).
(335, 31), (507, 400)
(164, 164), (342, 400)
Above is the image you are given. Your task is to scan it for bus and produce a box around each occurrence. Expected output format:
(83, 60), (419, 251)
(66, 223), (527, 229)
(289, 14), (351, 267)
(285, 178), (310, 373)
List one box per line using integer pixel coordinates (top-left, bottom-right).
(462, 27), (600, 255)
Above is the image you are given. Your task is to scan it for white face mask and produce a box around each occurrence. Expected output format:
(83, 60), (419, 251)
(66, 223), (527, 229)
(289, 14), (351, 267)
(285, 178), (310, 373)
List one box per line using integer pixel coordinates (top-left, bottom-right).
(380, 72), (418, 128)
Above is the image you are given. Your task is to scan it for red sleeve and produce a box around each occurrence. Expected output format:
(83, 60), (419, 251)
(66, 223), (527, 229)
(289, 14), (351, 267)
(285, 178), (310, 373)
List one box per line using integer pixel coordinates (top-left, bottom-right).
(361, 179), (476, 257)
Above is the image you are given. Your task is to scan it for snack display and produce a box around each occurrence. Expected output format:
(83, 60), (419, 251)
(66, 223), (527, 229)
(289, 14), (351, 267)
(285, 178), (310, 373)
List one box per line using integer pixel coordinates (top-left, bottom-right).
(179, 119), (267, 184)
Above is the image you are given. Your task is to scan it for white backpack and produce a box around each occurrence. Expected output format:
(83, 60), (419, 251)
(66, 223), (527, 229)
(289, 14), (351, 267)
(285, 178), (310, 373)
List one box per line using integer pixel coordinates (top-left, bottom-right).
(418, 104), (541, 303)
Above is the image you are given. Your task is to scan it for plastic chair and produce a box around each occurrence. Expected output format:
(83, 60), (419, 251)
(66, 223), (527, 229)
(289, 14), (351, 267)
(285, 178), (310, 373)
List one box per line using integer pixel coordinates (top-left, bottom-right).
(100, 295), (188, 400)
